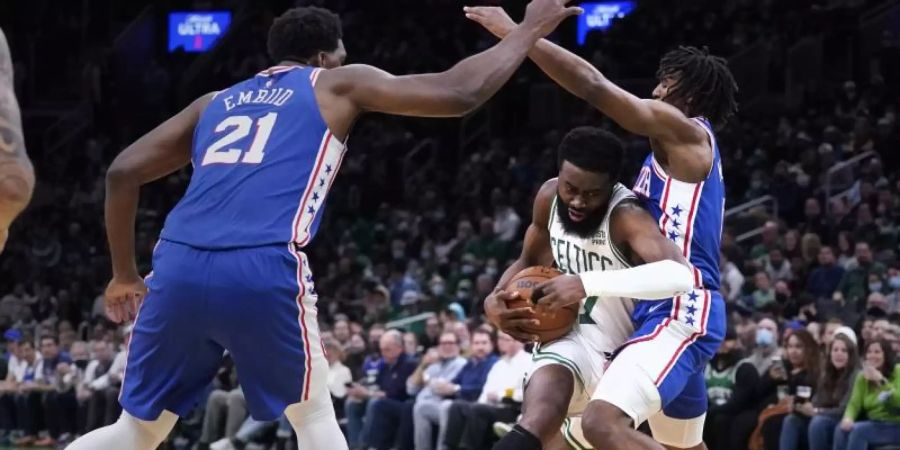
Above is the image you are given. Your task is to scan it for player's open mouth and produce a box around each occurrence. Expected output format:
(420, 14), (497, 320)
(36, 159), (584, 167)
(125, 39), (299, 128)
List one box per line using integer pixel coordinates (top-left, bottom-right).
(568, 208), (585, 221)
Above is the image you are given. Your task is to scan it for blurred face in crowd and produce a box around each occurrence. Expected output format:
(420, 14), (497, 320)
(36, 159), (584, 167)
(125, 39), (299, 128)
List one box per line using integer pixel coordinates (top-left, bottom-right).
(497, 332), (523, 357)
(470, 331), (494, 360)
(889, 267), (900, 291)
(866, 342), (885, 370)
(804, 198), (820, 219)
(786, 334), (806, 367)
(403, 332), (418, 356)
(20, 342), (35, 364)
(368, 326), (385, 350)
(874, 319), (890, 340)
(325, 343), (344, 365)
(348, 334), (366, 353)
(425, 317), (441, 339)
(769, 249), (784, 267)
(862, 320), (875, 342)
(556, 161), (613, 238)
(333, 320), (351, 343)
(453, 322), (471, 350)
(755, 272), (771, 291)
(70, 342), (88, 362)
(438, 332), (461, 359)
(756, 318), (778, 348)
(379, 331), (403, 364)
(855, 242), (873, 265)
(818, 247), (835, 266)
(40, 338), (59, 360)
(823, 321), (842, 347)
(92, 341), (112, 363)
(830, 337), (850, 369)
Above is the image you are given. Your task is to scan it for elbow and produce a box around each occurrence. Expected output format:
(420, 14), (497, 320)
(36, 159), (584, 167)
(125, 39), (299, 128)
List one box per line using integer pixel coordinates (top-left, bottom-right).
(0, 159), (35, 210)
(105, 161), (138, 189)
(450, 89), (480, 117)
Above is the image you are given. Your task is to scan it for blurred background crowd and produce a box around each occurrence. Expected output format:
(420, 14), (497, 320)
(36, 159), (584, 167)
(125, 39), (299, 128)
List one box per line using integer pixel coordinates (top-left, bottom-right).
(1, 0), (900, 448)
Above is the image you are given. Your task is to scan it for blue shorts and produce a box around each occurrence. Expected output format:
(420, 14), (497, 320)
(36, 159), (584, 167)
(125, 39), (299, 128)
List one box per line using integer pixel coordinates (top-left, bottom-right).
(593, 289), (726, 423)
(120, 240), (327, 421)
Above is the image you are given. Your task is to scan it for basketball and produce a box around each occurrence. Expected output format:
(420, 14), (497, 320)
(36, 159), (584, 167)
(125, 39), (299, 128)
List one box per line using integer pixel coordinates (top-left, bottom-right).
(503, 266), (579, 343)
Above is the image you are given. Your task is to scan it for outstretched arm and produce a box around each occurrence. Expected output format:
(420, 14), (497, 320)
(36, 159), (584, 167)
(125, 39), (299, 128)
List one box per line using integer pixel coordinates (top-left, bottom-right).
(317, 0), (582, 140)
(0, 28), (34, 252)
(464, 8), (708, 172)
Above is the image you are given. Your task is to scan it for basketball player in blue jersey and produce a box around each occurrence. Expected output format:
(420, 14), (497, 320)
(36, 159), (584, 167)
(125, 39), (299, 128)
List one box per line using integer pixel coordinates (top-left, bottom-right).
(467, 7), (738, 450)
(0, 28), (34, 253)
(66, 3), (583, 450)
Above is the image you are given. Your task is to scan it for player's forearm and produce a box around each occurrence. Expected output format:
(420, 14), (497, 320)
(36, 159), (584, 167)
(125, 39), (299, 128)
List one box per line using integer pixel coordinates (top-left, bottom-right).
(439, 24), (543, 114)
(528, 38), (609, 103)
(105, 171), (141, 278)
(579, 260), (693, 300)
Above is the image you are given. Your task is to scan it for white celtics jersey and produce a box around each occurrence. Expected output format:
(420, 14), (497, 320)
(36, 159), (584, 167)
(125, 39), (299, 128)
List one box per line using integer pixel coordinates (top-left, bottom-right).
(548, 182), (637, 355)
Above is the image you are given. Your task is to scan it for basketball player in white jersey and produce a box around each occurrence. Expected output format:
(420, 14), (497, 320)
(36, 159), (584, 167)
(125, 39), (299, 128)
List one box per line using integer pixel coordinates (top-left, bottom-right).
(0, 28), (34, 253)
(485, 127), (695, 450)
(469, 8), (739, 450)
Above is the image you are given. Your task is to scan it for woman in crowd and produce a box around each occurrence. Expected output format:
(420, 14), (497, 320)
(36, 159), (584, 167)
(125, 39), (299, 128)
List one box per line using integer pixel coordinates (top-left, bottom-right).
(779, 328), (859, 450)
(759, 329), (821, 450)
(834, 338), (900, 450)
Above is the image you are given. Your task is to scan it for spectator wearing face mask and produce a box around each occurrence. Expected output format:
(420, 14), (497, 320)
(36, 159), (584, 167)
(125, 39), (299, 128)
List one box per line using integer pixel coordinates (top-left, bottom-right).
(730, 318), (781, 450)
(884, 263), (900, 313)
(704, 328), (759, 450)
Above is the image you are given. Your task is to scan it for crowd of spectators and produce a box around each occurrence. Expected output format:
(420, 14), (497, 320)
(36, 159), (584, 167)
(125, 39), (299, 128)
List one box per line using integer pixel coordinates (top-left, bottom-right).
(1, 0), (900, 449)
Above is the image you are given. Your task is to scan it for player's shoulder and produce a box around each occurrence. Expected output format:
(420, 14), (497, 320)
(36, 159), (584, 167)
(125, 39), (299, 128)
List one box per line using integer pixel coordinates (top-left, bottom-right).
(531, 178), (558, 226)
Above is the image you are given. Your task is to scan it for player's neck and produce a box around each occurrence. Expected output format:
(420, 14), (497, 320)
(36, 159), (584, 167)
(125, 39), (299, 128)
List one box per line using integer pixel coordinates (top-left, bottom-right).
(277, 60), (312, 69)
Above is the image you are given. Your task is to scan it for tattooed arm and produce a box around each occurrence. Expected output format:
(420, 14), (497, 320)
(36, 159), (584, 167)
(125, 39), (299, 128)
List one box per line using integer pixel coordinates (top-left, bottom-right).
(0, 28), (35, 253)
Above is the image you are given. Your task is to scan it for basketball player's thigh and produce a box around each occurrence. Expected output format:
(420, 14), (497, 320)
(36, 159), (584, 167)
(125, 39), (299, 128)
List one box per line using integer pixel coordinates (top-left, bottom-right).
(531, 332), (604, 417)
(648, 371), (707, 449)
(210, 244), (327, 421)
(121, 240), (226, 421)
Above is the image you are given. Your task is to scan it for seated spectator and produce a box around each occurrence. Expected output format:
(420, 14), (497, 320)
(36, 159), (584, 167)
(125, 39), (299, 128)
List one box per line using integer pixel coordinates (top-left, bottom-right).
(415, 328), (496, 450)
(408, 331), (467, 450)
(757, 329), (821, 450)
(780, 327), (859, 450)
(704, 328), (759, 450)
(732, 318), (783, 450)
(333, 319), (352, 351)
(807, 247), (844, 306)
(835, 338), (900, 450)
(834, 242), (886, 323)
(420, 316), (442, 350)
(443, 331), (530, 450)
(345, 329), (416, 450)
(6, 339), (43, 446)
(403, 331), (421, 358)
(885, 263), (900, 313)
(81, 340), (115, 433)
(752, 272), (776, 310)
(31, 334), (75, 447)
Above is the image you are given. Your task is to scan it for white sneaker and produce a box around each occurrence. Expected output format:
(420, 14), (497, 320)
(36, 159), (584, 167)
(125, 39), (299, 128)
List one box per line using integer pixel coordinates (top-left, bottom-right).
(493, 422), (513, 438)
(210, 438), (236, 450)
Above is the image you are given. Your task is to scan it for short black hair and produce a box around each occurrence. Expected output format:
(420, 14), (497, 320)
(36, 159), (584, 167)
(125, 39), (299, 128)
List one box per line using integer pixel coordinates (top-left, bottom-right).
(267, 7), (342, 63)
(656, 46), (739, 129)
(557, 127), (624, 180)
(40, 335), (59, 345)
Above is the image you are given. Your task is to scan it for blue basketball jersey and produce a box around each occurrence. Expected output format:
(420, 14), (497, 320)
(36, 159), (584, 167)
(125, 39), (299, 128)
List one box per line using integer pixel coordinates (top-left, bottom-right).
(631, 117), (724, 317)
(161, 66), (346, 249)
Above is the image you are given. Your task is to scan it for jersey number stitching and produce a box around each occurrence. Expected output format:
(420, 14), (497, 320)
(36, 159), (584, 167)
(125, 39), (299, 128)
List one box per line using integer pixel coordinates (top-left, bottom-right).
(201, 112), (278, 166)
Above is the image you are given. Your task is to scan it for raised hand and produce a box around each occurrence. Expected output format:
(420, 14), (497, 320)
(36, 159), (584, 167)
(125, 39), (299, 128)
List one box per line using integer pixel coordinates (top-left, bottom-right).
(464, 6), (517, 39)
(520, 0), (583, 39)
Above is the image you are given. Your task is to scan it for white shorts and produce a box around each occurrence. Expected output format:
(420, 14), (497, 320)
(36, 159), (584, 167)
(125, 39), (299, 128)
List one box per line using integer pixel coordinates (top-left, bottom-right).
(526, 330), (609, 417)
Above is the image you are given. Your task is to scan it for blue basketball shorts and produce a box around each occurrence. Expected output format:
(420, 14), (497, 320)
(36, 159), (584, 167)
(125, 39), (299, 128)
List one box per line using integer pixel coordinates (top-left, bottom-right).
(119, 239), (327, 421)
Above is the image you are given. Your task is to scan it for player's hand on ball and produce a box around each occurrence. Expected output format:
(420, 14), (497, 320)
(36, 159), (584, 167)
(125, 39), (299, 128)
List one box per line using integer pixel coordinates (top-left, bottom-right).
(535, 274), (586, 312)
(484, 290), (540, 343)
(104, 275), (148, 324)
(464, 6), (517, 38)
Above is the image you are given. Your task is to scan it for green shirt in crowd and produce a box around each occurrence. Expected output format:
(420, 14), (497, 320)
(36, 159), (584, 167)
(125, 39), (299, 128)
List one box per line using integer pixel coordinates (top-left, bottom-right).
(844, 364), (900, 423)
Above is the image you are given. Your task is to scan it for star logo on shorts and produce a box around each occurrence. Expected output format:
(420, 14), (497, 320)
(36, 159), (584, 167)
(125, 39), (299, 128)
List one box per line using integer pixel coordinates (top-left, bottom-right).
(688, 291), (699, 303)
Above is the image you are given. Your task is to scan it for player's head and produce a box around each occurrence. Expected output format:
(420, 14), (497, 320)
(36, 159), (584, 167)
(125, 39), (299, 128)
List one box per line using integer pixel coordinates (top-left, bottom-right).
(556, 127), (624, 238)
(267, 7), (346, 69)
(652, 46), (739, 129)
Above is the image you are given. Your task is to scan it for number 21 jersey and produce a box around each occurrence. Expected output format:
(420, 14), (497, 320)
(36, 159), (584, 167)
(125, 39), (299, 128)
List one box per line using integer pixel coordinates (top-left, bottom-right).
(161, 65), (346, 249)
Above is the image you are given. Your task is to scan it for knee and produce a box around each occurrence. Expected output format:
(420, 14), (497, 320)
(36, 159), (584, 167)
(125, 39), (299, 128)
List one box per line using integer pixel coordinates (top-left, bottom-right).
(206, 389), (227, 407)
(226, 389), (245, 408)
(582, 400), (631, 446)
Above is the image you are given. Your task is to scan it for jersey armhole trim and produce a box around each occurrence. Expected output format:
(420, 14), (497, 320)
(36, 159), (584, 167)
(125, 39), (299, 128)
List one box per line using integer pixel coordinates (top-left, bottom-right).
(691, 117), (716, 179)
(548, 196), (557, 232)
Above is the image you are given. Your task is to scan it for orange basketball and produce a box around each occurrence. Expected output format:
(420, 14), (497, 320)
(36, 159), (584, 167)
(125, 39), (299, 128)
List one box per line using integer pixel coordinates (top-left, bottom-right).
(503, 266), (578, 343)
